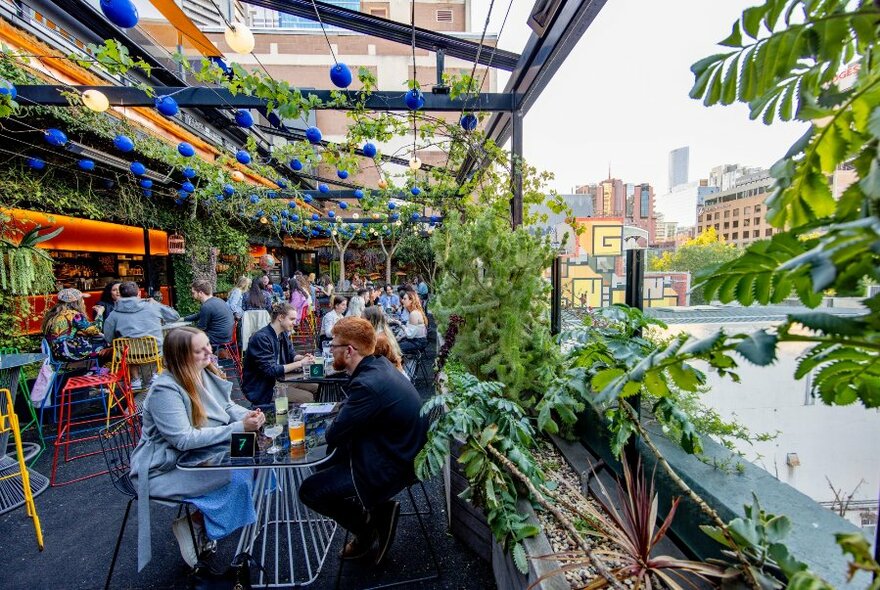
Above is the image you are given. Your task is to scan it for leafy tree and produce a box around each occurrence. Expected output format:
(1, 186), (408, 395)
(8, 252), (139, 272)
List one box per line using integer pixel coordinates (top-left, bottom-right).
(649, 228), (741, 304)
(395, 231), (438, 287)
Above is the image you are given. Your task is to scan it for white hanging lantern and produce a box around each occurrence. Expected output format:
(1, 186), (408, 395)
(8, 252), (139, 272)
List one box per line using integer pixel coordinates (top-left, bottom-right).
(81, 89), (110, 112)
(408, 156), (422, 170)
(225, 22), (255, 54)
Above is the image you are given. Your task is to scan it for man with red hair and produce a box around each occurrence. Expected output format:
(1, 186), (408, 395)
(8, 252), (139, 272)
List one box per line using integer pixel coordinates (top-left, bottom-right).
(299, 317), (428, 566)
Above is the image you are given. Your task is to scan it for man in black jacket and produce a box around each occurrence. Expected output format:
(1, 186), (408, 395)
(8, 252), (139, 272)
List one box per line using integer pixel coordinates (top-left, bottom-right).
(240, 303), (315, 406)
(299, 317), (428, 566)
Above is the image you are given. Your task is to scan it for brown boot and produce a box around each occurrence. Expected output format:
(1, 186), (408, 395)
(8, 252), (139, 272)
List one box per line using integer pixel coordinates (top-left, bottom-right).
(339, 529), (377, 560)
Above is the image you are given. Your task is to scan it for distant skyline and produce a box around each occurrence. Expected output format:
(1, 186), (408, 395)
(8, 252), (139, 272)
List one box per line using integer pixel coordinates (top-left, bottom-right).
(473, 0), (808, 193)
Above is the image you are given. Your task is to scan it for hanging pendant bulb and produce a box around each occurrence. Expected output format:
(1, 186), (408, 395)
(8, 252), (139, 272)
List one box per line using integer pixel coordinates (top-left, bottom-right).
(236, 149), (251, 165)
(82, 89), (110, 112)
(354, 189), (364, 199)
(27, 157), (46, 170)
(44, 128), (67, 147)
(114, 134), (134, 152)
(377, 179), (388, 189)
(140, 179), (152, 189)
(223, 184), (235, 196)
(352, 212), (360, 219)
(224, 22), (255, 54)
(337, 169), (348, 179)
(234, 109), (254, 128)
(181, 181), (195, 193)
(411, 212), (421, 221)
(130, 161), (146, 176)
(318, 183), (330, 194)
(404, 88), (425, 110)
(411, 186), (421, 196)
(328, 210), (336, 218)
(460, 113), (478, 132)
(329, 63), (352, 89)
(339, 201), (348, 210)
(78, 159), (95, 171)
(155, 95), (179, 117)
(306, 126), (322, 144)
(408, 156), (422, 171)
(290, 158), (303, 171)
(362, 142), (377, 158)
(100, 0), (139, 28)
(288, 201), (297, 208)
(182, 167), (196, 179)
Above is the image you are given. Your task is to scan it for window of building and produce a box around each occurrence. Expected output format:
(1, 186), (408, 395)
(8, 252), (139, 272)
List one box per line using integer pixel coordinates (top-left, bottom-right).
(743, 218), (750, 227)
(753, 230), (760, 238)
(733, 209), (739, 217)
(369, 7), (388, 17)
(754, 217), (761, 225)
(732, 232), (739, 240)
(755, 204), (762, 212)
(723, 210), (730, 218)
(436, 9), (453, 22)
(714, 212), (720, 220)
(714, 224), (720, 231)
(733, 220), (738, 228)
(723, 233), (729, 241)
(640, 188), (650, 218)
(765, 228), (773, 236)
(744, 206), (752, 214)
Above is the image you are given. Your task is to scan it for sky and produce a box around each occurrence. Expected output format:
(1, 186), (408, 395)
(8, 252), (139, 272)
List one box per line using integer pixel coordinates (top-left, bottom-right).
(471, 0), (808, 194)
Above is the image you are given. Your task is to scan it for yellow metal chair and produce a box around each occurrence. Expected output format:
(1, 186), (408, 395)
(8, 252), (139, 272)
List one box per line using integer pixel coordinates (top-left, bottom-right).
(0, 388), (44, 550)
(110, 337), (162, 416)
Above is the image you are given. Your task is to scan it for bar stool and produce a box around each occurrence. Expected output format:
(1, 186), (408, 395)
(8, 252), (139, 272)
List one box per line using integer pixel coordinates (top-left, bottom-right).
(50, 349), (133, 487)
(110, 336), (162, 396)
(216, 320), (242, 379)
(0, 388), (43, 550)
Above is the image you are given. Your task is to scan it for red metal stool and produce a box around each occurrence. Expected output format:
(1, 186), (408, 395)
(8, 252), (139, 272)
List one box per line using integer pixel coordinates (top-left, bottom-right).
(50, 353), (134, 487)
(216, 320), (242, 379)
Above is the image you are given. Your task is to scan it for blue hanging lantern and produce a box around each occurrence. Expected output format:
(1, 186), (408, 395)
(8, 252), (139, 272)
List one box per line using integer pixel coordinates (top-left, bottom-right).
(271, 215), (278, 223)
(267, 191), (276, 198)
(281, 210), (288, 218)
(411, 186), (421, 196)
(404, 88), (424, 110)
(140, 179), (152, 188)
(303, 195), (313, 203)
(223, 183), (235, 196)
(339, 201), (348, 209)
(387, 202), (396, 210)
(178, 189), (190, 198)
(27, 157), (45, 170)
(130, 161), (146, 176)
(249, 194), (259, 204)
(78, 159), (95, 171)
(337, 169), (348, 180)
(236, 149), (251, 165)
(100, 0), (139, 28)
(181, 181), (195, 193)
(311, 213), (319, 221)
(142, 190), (152, 198)
(290, 158), (303, 171)
(291, 214), (299, 222)
(288, 201), (297, 208)
(318, 183), (330, 194)
(103, 179), (115, 189)
(44, 128), (67, 147)
(430, 215), (439, 223)
(210, 56), (230, 74)
(411, 212), (421, 221)
(277, 179), (288, 188)
(155, 95), (178, 117)
(175, 198), (184, 206)
(178, 142), (195, 157)
(328, 210), (336, 218)
(353, 189), (364, 199)
(362, 142), (377, 158)
(311, 229), (320, 237)
(305, 126), (322, 144)
(390, 212), (400, 221)
(234, 109), (254, 128)
(182, 167), (196, 178)
(114, 134), (134, 152)
(257, 209), (265, 216)
(216, 194), (225, 202)
(0, 79), (17, 100)
(460, 113), (478, 132)
(329, 63), (352, 88)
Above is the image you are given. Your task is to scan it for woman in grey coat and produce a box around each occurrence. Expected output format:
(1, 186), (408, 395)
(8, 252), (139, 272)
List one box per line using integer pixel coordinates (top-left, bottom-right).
(130, 326), (265, 571)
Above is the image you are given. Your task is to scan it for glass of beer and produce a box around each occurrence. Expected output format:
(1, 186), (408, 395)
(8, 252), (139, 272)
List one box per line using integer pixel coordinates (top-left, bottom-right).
(288, 407), (305, 447)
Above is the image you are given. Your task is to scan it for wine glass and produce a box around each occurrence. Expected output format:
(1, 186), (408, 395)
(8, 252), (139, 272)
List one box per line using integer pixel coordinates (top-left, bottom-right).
(263, 422), (283, 455)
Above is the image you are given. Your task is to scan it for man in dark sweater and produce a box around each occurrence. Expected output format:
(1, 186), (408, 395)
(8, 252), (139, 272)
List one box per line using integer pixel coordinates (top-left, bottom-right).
(183, 279), (233, 348)
(299, 317), (428, 566)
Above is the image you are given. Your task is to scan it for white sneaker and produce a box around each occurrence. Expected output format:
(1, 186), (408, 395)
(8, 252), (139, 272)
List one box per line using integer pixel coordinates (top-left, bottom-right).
(130, 378), (143, 390)
(172, 516), (199, 567)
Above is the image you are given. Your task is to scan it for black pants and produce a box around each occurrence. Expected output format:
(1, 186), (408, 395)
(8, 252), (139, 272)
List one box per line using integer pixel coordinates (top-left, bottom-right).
(299, 463), (370, 538)
(399, 338), (427, 354)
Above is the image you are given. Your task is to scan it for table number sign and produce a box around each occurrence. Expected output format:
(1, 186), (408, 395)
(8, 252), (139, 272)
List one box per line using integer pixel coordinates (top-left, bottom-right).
(230, 432), (256, 458)
(309, 363), (325, 378)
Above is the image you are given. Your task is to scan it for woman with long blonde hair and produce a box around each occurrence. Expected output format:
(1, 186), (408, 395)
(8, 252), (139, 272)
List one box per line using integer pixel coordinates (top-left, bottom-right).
(129, 327), (265, 571)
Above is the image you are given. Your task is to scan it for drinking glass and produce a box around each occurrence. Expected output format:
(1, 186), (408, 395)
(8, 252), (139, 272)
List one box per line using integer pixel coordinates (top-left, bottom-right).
(288, 408), (305, 448)
(263, 423), (284, 454)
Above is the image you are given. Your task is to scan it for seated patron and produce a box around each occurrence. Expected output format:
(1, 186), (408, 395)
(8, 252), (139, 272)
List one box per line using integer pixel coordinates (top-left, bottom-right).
(243, 275), (273, 312)
(102, 281), (180, 353)
(184, 280), (234, 348)
(321, 295), (348, 340)
(346, 289), (367, 318)
(241, 303), (317, 406)
(93, 281), (121, 327)
(378, 284), (400, 314)
(299, 318), (428, 565)
(392, 289), (427, 354)
(129, 327), (265, 570)
(42, 288), (107, 362)
(226, 276), (251, 321)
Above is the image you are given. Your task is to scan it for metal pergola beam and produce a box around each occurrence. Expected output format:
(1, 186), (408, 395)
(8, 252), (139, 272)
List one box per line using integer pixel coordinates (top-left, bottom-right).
(15, 85), (517, 112)
(238, 0), (520, 71)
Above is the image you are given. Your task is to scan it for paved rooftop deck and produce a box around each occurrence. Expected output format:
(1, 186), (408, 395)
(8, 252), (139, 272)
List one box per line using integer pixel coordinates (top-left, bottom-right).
(0, 375), (494, 590)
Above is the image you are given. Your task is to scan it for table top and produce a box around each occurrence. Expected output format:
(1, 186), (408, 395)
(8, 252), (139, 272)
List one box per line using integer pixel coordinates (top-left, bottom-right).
(161, 321), (192, 332)
(177, 441), (334, 471)
(0, 353), (46, 371)
(280, 369), (348, 385)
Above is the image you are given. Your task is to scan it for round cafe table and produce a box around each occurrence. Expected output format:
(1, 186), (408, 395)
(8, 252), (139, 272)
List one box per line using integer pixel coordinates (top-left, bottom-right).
(0, 353), (49, 515)
(178, 440), (337, 587)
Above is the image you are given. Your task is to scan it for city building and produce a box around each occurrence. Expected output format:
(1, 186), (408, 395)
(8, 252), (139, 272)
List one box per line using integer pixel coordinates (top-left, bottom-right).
(654, 179), (718, 228)
(575, 178), (655, 243)
(696, 169), (777, 248)
(668, 145), (689, 191)
(709, 163), (766, 191)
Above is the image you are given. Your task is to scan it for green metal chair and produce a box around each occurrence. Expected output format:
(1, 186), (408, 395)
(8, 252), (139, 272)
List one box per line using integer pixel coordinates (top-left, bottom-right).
(0, 347), (46, 465)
